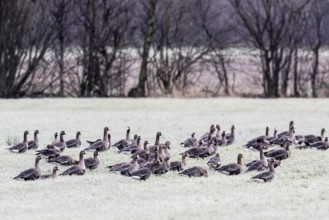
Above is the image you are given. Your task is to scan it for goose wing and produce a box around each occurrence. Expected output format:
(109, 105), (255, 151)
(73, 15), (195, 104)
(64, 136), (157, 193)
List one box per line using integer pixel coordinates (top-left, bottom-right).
(9, 143), (27, 153)
(252, 171), (274, 182)
(60, 165), (85, 176)
(14, 168), (38, 180)
(28, 141), (38, 150)
(216, 163), (241, 175)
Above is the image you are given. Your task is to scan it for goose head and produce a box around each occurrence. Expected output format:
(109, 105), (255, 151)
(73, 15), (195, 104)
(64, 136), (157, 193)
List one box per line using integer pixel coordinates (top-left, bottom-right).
(164, 141), (171, 149)
(60, 131), (66, 136)
(76, 131), (81, 137)
(36, 155), (42, 162)
(156, 132), (162, 137)
(53, 166), (60, 173)
(34, 130), (39, 135)
(104, 127), (109, 132)
(54, 132), (58, 139)
(93, 151), (99, 158)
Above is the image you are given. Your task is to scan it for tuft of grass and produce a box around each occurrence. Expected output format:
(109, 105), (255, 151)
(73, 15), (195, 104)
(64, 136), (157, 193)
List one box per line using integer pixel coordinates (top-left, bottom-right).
(5, 135), (19, 146)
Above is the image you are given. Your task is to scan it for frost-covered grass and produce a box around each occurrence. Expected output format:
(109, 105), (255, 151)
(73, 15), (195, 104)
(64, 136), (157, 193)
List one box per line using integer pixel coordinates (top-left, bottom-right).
(0, 98), (328, 220)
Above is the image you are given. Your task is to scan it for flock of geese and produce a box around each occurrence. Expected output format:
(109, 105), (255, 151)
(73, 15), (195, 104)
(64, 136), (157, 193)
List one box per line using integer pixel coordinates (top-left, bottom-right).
(8, 121), (328, 182)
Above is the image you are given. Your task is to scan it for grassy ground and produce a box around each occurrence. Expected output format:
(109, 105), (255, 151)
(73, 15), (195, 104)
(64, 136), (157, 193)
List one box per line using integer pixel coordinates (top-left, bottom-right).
(0, 98), (328, 220)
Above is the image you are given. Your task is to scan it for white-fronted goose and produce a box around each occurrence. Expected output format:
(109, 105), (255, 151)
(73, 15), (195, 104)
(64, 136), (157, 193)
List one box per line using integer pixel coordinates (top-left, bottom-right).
(299, 137), (329, 150)
(266, 128), (278, 145)
(252, 158), (277, 183)
(85, 127), (110, 152)
(217, 131), (227, 146)
(28, 130), (39, 150)
(113, 127), (132, 150)
(48, 155), (78, 166)
(245, 127), (270, 146)
(207, 153), (221, 170)
(153, 158), (170, 175)
(8, 131), (29, 153)
(180, 132), (197, 148)
(225, 125), (235, 145)
(170, 154), (187, 171)
(36, 145), (61, 159)
(277, 121), (294, 138)
(120, 154), (140, 176)
(245, 138), (270, 151)
(304, 128), (326, 144)
(52, 132), (59, 145)
(13, 155), (42, 181)
(53, 131), (66, 152)
(148, 132), (162, 153)
(215, 125), (221, 138)
(264, 140), (291, 160)
(133, 140), (150, 161)
(118, 136), (141, 154)
(199, 125), (215, 142)
(245, 147), (268, 172)
(179, 166), (208, 177)
(216, 153), (243, 175)
(107, 162), (130, 173)
(180, 140), (204, 158)
(84, 151), (100, 170)
(59, 150), (86, 176)
(129, 160), (160, 181)
(66, 131), (82, 148)
(272, 127), (295, 145)
(40, 166), (60, 179)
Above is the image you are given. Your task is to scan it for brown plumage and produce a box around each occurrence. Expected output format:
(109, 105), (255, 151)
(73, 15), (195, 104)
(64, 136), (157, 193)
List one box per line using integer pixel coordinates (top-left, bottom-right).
(8, 131), (29, 153)
(216, 153), (243, 175)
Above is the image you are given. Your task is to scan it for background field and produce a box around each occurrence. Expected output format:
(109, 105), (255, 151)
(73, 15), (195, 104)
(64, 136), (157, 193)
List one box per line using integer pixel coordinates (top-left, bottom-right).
(0, 98), (328, 220)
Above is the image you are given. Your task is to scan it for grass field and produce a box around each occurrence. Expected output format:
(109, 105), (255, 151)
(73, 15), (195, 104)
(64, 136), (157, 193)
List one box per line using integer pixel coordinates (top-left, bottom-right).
(0, 98), (328, 220)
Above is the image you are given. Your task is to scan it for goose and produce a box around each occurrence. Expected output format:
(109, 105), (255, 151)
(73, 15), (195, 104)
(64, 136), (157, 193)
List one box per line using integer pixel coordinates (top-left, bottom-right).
(245, 147), (268, 172)
(272, 128), (295, 146)
(179, 166), (208, 177)
(264, 140), (291, 160)
(66, 131), (82, 148)
(207, 153), (221, 170)
(48, 155), (78, 166)
(8, 131), (29, 153)
(196, 139), (219, 159)
(86, 134), (111, 145)
(299, 137), (329, 150)
(180, 132), (197, 148)
(162, 141), (171, 160)
(133, 140), (150, 161)
(303, 128), (326, 144)
(13, 156), (42, 181)
(84, 151), (100, 170)
(153, 158), (170, 175)
(215, 125), (221, 139)
(245, 138), (270, 151)
(245, 127), (270, 145)
(40, 166), (60, 179)
(148, 132), (162, 153)
(277, 121), (294, 138)
(118, 136), (141, 154)
(120, 155), (140, 176)
(85, 127), (110, 152)
(107, 162), (130, 173)
(199, 125), (215, 142)
(266, 128), (278, 145)
(129, 160), (160, 181)
(113, 127), (132, 150)
(217, 131), (227, 146)
(216, 153), (243, 175)
(53, 131), (66, 152)
(170, 154), (187, 171)
(52, 132), (59, 145)
(180, 140), (204, 158)
(59, 150), (86, 176)
(28, 130), (39, 150)
(36, 145), (61, 159)
(252, 158), (277, 183)
(225, 125), (235, 145)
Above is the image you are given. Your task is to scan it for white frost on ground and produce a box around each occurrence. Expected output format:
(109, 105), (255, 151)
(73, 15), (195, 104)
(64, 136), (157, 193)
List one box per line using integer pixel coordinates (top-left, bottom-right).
(0, 98), (328, 220)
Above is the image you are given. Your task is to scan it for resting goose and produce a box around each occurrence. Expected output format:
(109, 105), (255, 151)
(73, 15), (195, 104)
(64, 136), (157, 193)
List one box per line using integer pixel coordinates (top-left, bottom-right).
(245, 127), (270, 145)
(217, 131), (227, 146)
(40, 166), (60, 179)
(85, 127), (110, 152)
(245, 147), (268, 172)
(154, 158), (170, 175)
(119, 136), (141, 154)
(84, 151), (100, 170)
(48, 155), (78, 166)
(28, 130), (39, 150)
(278, 121), (294, 138)
(36, 145), (61, 159)
(245, 138), (270, 151)
(207, 153), (221, 170)
(14, 156), (42, 181)
(59, 150), (86, 176)
(53, 131), (66, 152)
(108, 162), (130, 173)
(180, 132), (197, 148)
(266, 128), (278, 145)
(216, 153), (243, 175)
(120, 155), (140, 176)
(170, 154), (187, 171)
(199, 124), (215, 142)
(179, 166), (208, 177)
(215, 125), (221, 138)
(52, 132), (59, 145)
(299, 137), (329, 150)
(225, 125), (235, 145)
(66, 131), (82, 148)
(113, 127), (132, 150)
(304, 128), (326, 144)
(8, 131), (29, 153)
(129, 160), (160, 181)
(180, 140), (204, 158)
(264, 140), (291, 160)
(252, 158), (277, 183)
(133, 140), (150, 161)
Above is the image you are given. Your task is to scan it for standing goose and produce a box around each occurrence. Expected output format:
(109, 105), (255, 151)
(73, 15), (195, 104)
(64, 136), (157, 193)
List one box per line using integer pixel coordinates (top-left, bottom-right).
(48, 155), (78, 166)
(13, 156), (42, 181)
(36, 145), (61, 159)
(8, 131), (29, 153)
(85, 127), (110, 152)
(245, 147), (268, 172)
(207, 153), (221, 170)
(170, 154), (187, 171)
(251, 158), (277, 183)
(129, 160), (160, 181)
(215, 125), (221, 139)
(180, 132), (197, 148)
(199, 125), (215, 142)
(59, 150), (86, 176)
(66, 131), (82, 148)
(113, 127), (132, 150)
(84, 151), (100, 170)
(225, 125), (235, 145)
(149, 132), (162, 153)
(40, 166), (60, 179)
(264, 140), (291, 161)
(28, 130), (39, 150)
(216, 153), (243, 175)
(179, 166), (208, 177)
(53, 131), (66, 152)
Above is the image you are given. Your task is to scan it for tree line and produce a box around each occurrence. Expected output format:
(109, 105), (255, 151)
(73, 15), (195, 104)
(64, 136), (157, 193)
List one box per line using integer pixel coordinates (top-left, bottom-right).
(1, 0), (329, 98)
